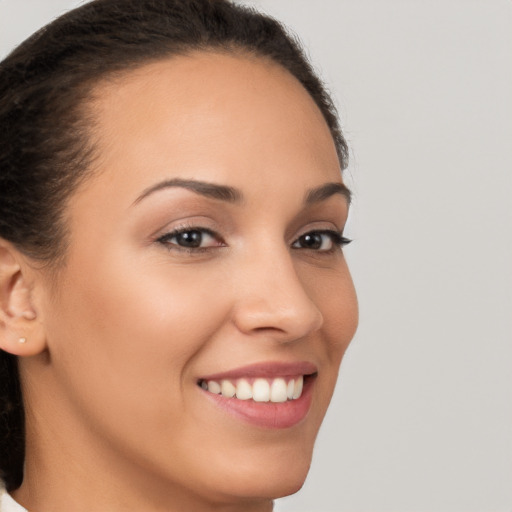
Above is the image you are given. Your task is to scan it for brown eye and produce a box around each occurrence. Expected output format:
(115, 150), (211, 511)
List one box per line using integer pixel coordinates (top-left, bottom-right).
(292, 230), (351, 252)
(297, 233), (325, 250)
(174, 230), (204, 248)
(157, 228), (223, 250)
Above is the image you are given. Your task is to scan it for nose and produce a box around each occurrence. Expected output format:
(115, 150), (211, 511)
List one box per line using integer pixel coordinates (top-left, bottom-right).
(231, 248), (324, 342)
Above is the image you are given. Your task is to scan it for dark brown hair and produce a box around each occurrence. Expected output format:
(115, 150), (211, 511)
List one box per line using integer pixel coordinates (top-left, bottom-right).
(0, 0), (348, 491)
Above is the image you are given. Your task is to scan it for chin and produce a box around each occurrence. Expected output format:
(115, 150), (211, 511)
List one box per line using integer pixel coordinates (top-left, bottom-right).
(211, 443), (313, 503)
(217, 470), (309, 504)
(268, 471), (309, 499)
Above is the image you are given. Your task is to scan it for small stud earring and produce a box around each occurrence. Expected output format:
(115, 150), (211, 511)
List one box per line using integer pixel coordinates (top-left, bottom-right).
(18, 337), (27, 344)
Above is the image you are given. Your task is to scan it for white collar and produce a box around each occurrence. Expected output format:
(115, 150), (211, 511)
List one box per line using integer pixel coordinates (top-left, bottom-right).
(0, 487), (27, 512)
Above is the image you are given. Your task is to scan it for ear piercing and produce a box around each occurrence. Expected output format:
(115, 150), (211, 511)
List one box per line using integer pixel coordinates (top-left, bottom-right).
(18, 337), (27, 344)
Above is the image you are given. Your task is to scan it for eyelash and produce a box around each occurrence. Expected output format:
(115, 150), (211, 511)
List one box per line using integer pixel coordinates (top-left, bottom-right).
(156, 227), (351, 254)
(292, 230), (352, 252)
(156, 226), (223, 253)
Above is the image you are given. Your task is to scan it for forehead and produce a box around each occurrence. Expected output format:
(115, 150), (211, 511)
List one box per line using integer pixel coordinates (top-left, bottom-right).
(85, 51), (341, 195)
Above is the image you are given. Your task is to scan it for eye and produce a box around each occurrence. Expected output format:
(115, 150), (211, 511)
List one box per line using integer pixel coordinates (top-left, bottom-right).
(157, 227), (223, 250)
(292, 230), (351, 252)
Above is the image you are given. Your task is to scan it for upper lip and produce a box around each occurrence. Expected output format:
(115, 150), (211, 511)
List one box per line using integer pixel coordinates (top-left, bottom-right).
(198, 361), (318, 381)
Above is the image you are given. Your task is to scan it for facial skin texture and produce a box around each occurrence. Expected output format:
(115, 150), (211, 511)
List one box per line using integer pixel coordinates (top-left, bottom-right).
(13, 53), (358, 512)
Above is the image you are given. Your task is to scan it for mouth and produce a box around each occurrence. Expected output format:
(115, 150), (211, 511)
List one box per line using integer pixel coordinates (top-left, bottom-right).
(196, 362), (317, 429)
(198, 375), (311, 402)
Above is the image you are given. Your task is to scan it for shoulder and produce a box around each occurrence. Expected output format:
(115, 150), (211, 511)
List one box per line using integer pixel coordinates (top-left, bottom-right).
(0, 486), (27, 512)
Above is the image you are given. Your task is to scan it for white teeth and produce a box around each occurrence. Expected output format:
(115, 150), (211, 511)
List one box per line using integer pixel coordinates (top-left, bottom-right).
(292, 376), (303, 400)
(253, 378), (270, 402)
(221, 380), (236, 398)
(207, 381), (221, 394)
(202, 376), (306, 402)
(287, 379), (295, 399)
(235, 379), (253, 400)
(270, 378), (288, 403)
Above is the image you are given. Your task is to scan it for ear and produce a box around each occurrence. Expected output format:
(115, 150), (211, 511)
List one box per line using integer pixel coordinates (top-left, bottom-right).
(0, 239), (47, 357)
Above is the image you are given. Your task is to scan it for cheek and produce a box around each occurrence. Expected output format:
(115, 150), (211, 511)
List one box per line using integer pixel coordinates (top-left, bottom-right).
(304, 260), (358, 353)
(42, 250), (231, 424)
(326, 275), (358, 358)
(300, 261), (358, 415)
(56, 247), (227, 344)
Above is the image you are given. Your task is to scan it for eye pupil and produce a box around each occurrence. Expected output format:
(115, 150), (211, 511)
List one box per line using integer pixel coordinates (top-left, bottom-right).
(300, 233), (322, 249)
(177, 230), (202, 248)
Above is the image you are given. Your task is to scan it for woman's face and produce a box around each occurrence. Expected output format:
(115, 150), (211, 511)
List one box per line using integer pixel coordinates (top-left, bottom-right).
(29, 53), (358, 508)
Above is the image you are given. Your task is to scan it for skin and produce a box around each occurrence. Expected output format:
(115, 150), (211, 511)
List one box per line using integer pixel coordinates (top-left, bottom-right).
(1, 52), (358, 512)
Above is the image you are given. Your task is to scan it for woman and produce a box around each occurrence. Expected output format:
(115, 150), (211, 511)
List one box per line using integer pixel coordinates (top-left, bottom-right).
(0, 0), (358, 510)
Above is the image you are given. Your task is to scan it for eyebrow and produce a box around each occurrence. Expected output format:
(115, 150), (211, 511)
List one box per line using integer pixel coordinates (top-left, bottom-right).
(133, 178), (351, 206)
(305, 182), (352, 205)
(133, 178), (242, 205)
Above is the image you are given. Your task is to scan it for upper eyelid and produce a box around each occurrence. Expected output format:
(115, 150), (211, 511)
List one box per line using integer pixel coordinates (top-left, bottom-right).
(291, 222), (345, 240)
(157, 226), (221, 241)
(155, 218), (345, 236)
(154, 220), (221, 239)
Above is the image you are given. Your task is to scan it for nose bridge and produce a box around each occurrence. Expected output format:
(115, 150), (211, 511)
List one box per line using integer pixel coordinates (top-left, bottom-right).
(232, 243), (323, 340)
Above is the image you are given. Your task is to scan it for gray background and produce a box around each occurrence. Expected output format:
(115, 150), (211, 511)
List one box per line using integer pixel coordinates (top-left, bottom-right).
(1, 1), (511, 511)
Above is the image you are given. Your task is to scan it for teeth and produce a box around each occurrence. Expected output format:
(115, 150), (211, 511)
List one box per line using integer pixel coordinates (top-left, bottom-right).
(270, 378), (288, 403)
(207, 381), (221, 394)
(235, 379), (253, 400)
(253, 378), (270, 402)
(221, 380), (236, 398)
(287, 379), (295, 399)
(293, 376), (303, 400)
(202, 376), (305, 402)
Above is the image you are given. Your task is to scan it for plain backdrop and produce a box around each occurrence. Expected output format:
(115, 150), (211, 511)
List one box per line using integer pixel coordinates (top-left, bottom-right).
(1, 1), (511, 511)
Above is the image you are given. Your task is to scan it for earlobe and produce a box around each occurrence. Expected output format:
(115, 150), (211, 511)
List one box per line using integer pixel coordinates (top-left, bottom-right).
(0, 239), (47, 357)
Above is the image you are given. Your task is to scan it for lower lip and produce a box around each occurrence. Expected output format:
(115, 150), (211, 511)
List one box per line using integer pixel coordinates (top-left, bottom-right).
(200, 376), (315, 429)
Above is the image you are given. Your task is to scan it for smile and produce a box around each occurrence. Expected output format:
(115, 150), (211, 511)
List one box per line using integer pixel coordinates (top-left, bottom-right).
(197, 362), (317, 429)
(199, 375), (305, 403)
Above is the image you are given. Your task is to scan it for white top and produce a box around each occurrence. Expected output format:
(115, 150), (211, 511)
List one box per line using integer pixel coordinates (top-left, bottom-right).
(0, 487), (27, 512)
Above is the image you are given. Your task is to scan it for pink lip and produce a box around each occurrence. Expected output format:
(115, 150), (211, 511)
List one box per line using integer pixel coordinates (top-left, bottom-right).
(198, 361), (318, 430)
(198, 361), (318, 381)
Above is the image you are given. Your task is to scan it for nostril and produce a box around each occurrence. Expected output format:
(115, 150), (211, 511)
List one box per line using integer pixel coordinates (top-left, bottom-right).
(252, 325), (286, 333)
(232, 299), (323, 341)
